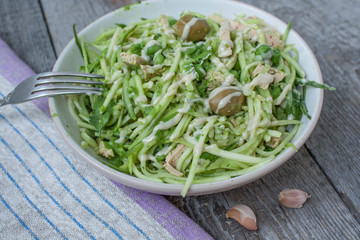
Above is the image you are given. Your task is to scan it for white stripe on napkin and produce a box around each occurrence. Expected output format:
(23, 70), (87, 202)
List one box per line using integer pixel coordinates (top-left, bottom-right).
(0, 74), (174, 240)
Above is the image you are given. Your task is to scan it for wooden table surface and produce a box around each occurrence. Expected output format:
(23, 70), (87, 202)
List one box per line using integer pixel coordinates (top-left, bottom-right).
(1, 0), (359, 239)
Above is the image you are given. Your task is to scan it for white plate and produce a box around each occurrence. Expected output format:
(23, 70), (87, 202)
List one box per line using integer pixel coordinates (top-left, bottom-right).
(49, 0), (323, 196)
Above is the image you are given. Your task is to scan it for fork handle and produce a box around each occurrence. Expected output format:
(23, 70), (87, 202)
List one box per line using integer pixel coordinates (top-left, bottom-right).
(0, 98), (7, 107)
(0, 92), (12, 107)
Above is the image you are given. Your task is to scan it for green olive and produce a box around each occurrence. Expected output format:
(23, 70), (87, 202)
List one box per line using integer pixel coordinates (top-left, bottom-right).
(209, 87), (245, 116)
(174, 15), (210, 41)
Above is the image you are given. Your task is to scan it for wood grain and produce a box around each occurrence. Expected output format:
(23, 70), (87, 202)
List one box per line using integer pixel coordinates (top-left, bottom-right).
(169, 148), (360, 239)
(1, 0), (359, 239)
(40, 0), (137, 56)
(0, 0), (56, 73)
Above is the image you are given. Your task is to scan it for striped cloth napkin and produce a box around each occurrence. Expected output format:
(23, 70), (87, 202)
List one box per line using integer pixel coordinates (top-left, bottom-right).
(0, 38), (213, 240)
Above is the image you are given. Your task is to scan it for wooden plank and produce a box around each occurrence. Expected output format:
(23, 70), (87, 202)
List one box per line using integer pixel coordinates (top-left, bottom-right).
(0, 0), (56, 73)
(168, 148), (360, 239)
(40, 0), (137, 56)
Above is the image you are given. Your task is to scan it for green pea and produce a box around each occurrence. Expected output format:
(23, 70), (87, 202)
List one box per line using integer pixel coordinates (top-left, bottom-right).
(271, 48), (281, 66)
(195, 64), (205, 79)
(269, 85), (281, 99)
(146, 44), (162, 55)
(255, 44), (272, 59)
(153, 33), (161, 40)
(154, 52), (165, 64)
(129, 43), (142, 55)
(255, 44), (271, 55)
(230, 70), (240, 81)
(168, 18), (177, 26)
(184, 45), (196, 55)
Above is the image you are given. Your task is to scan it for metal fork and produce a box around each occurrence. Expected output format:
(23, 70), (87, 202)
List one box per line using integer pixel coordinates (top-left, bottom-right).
(0, 72), (105, 107)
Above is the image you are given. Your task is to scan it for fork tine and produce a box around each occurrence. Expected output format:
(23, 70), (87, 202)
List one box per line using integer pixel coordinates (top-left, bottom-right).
(36, 78), (105, 85)
(36, 72), (104, 79)
(32, 84), (104, 93)
(29, 89), (103, 100)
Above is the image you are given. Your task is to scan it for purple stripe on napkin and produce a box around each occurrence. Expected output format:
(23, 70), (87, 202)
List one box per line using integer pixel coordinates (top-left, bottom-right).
(0, 38), (213, 240)
(113, 181), (213, 240)
(0, 39), (49, 114)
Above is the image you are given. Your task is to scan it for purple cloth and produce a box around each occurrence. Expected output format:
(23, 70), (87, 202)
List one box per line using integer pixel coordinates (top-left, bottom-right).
(0, 38), (213, 240)
(0, 40), (48, 114)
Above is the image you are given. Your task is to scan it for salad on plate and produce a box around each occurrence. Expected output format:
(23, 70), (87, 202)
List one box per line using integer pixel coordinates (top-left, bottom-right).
(69, 11), (333, 196)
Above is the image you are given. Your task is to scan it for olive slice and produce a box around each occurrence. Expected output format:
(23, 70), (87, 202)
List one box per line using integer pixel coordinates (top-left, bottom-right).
(174, 15), (210, 41)
(209, 87), (245, 116)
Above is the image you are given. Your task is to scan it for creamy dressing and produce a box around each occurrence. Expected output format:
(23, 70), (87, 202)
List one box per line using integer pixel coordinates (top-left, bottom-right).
(193, 142), (204, 157)
(152, 95), (161, 105)
(153, 49), (162, 59)
(209, 86), (242, 100)
(181, 17), (199, 40)
(115, 128), (129, 144)
(110, 70), (122, 82)
(166, 79), (180, 92)
(182, 71), (197, 86)
(261, 50), (273, 60)
(222, 74), (236, 86)
(215, 91), (243, 114)
(153, 80), (180, 105)
(218, 20), (233, 57)
(155, 145), (173, 157)
(187, 117), (213, 133)
(242, 130), (249, 140)
(249, 73), (274, 89)
(177, 102), (192, 113)
(258, 118), (270, 128)
(121, 66), (129, 74)
(199, 53), (212, 65)
(181, 46), (196, 51)
(270, 120), (279, 126)
(163, 72), (175, 82)
(139, 153), (157, 162)
(203, 98), (211, 113)
(135, 95), (147, 104)
(163, 90), (177, 98)
(247, 111), (262, 131)
(265, 96), (273, 102)
(143, 80), (154, 89)
(165, 27), (175, 35)
(211, 57), (226, 71)
(159, 14), (175, 36)
(218, 40), (234, 57)
(141, 40), (161, 62)
(206, 144), (218, 151)
(142, 113), (183, 144)
(274, 84), (292, 105)
(243, 27), (250, 34)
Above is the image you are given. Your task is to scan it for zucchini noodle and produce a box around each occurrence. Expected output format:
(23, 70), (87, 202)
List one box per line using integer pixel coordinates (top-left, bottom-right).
(70, 10), (332, 197)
